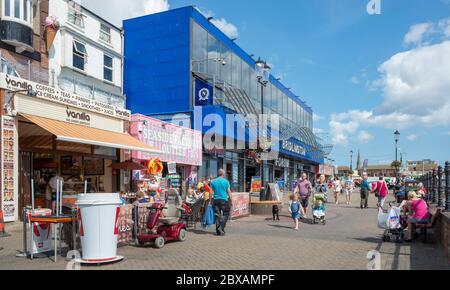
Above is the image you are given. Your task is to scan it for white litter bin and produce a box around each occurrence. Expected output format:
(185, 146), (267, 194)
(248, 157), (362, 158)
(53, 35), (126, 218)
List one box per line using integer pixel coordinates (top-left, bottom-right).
(28, 208), (52, 254)
(76, 193), (123, 263)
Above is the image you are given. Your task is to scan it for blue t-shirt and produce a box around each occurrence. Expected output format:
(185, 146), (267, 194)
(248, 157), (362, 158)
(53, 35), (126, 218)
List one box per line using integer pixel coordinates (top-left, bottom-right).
(361, 180), (370, 190)
(211, 177), (231, 201)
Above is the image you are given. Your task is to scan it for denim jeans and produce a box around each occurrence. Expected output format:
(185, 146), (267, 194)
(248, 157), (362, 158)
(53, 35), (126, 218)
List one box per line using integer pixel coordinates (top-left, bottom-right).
(378, 196), (386, 208)
(214, 199), (231, 231)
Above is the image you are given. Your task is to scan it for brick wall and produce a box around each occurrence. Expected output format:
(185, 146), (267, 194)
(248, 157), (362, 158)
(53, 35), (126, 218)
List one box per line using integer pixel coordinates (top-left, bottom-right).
(434, 212), (450, 259)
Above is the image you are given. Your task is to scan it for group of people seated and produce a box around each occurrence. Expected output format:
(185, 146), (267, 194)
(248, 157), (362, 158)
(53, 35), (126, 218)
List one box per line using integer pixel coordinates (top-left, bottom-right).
(398, 185), (430, 242)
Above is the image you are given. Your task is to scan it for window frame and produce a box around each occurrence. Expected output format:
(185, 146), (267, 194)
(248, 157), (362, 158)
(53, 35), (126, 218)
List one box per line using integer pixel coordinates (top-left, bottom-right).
(99, 23), (112, 44)
(2, 0), (32, 27)
(67, 7), (85, 30)
(72, 40), (87, 71)
(103, 54), (114, 82)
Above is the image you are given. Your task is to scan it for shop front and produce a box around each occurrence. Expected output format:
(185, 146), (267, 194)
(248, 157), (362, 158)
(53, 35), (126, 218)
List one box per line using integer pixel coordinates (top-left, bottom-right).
(0, 73), (156, 222)
(129, 114), (202, 197)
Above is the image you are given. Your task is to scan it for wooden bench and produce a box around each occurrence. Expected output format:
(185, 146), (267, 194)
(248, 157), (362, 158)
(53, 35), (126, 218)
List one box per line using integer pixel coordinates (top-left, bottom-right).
(414, 208), (441, 243)
(250, 201), (282, 205)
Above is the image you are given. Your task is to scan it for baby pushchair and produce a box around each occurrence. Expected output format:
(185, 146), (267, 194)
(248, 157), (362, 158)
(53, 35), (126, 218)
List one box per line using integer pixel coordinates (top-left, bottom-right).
(377, 203), (404, 243)
(312, 193), (326, 225)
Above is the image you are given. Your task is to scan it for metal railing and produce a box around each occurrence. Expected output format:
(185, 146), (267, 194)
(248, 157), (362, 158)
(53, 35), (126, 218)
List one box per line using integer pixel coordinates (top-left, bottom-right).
(419, 161), (450, 211)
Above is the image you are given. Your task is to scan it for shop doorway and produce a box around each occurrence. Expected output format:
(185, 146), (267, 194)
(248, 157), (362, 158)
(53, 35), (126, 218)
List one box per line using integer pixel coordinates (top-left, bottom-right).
(245, 167), (257, 192)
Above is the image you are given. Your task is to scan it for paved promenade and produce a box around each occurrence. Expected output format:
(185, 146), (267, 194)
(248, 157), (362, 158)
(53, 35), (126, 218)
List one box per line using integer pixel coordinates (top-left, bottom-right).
(0, 192), (448, 270)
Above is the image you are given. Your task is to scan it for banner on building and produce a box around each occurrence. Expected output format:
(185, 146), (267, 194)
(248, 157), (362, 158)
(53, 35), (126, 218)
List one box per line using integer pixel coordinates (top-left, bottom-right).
(194, 78), (213, 106)
(1, 116), (17, 222)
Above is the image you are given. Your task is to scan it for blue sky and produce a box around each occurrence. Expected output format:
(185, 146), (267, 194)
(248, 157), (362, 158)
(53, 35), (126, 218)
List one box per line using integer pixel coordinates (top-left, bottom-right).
(85, 0), (450, 167)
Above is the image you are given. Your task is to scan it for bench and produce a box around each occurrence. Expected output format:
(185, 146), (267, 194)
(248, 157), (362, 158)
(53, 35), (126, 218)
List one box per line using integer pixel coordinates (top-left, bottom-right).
(414, 208), (441, 243)
(250, 200), (282, 216)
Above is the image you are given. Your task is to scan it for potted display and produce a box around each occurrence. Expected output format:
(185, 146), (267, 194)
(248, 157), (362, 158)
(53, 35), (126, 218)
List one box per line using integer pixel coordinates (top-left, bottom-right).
(45, 16), (60, 51)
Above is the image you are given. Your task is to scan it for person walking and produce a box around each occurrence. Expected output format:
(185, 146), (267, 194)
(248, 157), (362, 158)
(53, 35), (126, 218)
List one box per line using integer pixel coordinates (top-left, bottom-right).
(332, 176), (342, 205)
(315, 174), (329, 203)
(210, 169), (233, 236)
(288, 193), (305, 230)
(344, 175), (354, 205)
(360, 173), (370, 209)
(294, 173), (312, 216)
(371, 176), (389, 209)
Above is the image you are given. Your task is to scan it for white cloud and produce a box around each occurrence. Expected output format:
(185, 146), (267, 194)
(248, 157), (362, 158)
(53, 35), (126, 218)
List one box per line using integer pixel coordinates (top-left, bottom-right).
(373, 40), (450, 126)
(404, 23), (433, 45)
(407, 134), (418, 141)
(351, 76), (360, 84)
(313, 128), (325, 135)
(313, 113), (323, 122)
(81, 0), (170, 27)
(211, 18), (239, 39)
(358, 131), (373, 144)
(330, 24), (450, 147)
(195, 8), (239, 40)
(329, 117), (360, 145)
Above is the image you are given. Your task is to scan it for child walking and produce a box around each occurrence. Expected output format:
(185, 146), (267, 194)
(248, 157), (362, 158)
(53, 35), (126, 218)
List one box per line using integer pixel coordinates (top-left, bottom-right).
(289, 194), (305, 230)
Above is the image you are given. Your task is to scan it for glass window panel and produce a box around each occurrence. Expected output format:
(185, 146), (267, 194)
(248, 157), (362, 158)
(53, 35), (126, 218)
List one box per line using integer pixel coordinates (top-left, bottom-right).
(242, 62), (250, 96)
(207, 32), (221, 77)
(250, 69), (257, 101)
(100, 24), (111, 43)
(104, 55), (113, 68)
(277, 88), (282, 114)
(23, 0), (27, 21)
(104, 54), (113, 81)
(4, 0), (10, 16)
(73, 41), (86, 71)
(219, 43), (231, 85)
(14, 0), (20, 18)
(231, 53), (241, 88)
(192, 23), (207, 73)
(283, 94), (288, 118)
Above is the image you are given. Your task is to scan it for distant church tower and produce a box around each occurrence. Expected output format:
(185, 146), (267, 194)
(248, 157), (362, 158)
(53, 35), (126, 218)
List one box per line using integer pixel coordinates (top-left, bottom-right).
(356, 150), (362, 174)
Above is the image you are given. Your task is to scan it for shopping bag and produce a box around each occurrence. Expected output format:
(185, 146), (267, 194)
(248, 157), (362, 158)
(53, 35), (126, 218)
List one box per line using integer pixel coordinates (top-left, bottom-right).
(377, 207), (389, 229)
(202, 204), (215, 229)
(387, 207), (401, 229)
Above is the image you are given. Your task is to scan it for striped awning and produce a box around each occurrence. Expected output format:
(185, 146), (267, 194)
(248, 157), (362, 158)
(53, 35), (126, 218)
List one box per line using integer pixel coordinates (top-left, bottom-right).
(19, 113), (159, 153)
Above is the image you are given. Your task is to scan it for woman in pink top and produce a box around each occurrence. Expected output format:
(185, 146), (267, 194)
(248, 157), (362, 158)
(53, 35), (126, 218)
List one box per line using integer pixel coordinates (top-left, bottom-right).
(405, 191), (430, 242)
(371, 176), (389, 209)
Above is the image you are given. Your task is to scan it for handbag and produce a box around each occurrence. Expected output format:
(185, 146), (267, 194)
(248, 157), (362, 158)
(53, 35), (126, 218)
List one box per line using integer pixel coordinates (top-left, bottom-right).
(202, 203), (215, 229)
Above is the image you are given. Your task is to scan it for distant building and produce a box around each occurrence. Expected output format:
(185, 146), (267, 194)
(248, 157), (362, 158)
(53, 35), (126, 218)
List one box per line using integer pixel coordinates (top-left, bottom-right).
(407, 161), (438, 177)
(0, 0), (49, 83)
(48, 0), (125, 107)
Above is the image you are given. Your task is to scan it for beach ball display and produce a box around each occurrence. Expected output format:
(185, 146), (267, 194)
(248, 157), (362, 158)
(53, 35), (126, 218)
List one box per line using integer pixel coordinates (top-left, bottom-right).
(147, 158), (163, 175)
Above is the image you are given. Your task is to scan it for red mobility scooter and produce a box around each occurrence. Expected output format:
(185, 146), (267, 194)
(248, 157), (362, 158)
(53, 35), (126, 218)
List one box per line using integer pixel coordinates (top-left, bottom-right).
(136, 189), (187, 248)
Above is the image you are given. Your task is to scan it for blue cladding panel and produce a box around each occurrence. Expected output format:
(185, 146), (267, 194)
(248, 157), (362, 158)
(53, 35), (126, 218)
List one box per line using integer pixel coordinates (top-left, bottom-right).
(124, 7), (193, 115)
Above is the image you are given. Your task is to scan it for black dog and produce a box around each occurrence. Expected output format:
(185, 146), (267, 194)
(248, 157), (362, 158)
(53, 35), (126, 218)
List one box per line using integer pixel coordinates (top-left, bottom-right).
(272, 205), (280, 221)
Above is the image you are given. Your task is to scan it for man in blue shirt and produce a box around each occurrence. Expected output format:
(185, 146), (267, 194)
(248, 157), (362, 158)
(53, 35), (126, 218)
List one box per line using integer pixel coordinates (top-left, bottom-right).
(211, 169), (233, 236)
(360, 173), (370, 209)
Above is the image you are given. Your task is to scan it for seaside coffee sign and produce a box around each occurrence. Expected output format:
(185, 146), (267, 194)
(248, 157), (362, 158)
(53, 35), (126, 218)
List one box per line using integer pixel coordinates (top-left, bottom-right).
(282, 140), (306, 156)
(0, 73), (131, 121)
(66, 106), (91, 126)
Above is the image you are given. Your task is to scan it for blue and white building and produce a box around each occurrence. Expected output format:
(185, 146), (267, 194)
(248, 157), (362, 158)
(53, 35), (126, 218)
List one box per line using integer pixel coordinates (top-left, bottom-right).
(123, 6), (328, 192)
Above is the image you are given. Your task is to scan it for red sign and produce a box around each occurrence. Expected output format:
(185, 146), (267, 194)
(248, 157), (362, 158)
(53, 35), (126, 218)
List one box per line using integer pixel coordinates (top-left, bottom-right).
(231, 193), (250, 219)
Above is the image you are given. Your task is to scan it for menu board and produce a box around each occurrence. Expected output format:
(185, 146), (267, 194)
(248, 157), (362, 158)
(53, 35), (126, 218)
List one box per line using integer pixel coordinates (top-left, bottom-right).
(231, 193), (250, 219)
(250, 176), (261, 193)
(1, 116), (16, 222)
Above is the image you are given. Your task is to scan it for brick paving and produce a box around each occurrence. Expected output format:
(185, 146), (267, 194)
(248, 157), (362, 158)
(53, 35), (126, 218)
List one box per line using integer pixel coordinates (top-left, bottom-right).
(0, 192), (448, 270)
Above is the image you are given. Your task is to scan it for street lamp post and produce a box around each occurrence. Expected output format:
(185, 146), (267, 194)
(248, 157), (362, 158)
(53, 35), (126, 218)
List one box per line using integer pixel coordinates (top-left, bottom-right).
(255, 58), (271, 193)
(350, 150), (354, 173)
(394, 130), (400, 178)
